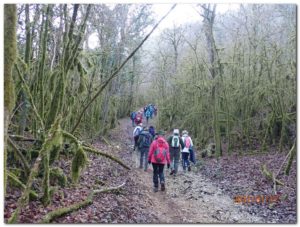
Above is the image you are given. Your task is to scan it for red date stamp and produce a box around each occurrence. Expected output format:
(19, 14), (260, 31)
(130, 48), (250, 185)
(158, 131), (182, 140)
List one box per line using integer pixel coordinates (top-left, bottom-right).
(234, 195), (280, 205)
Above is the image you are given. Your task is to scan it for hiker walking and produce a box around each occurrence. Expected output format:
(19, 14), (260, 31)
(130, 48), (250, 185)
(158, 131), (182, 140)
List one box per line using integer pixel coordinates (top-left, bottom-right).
(181, 130), (194, 172)
(167, 129), (185, 176)
(149, 125), (156, 138)
(137, 127), (153, 171)
(148, 131), (170, 192)
(135, 111), (143, 125)
(145, 109), (151, 124)
(130, 111), (136, 127)
(133, 123), (143, 151)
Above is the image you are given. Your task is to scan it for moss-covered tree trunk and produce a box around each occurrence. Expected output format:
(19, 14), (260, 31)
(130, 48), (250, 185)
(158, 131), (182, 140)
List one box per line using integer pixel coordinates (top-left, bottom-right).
(4, 4), (17, 196)
(202, 4), (222, 156)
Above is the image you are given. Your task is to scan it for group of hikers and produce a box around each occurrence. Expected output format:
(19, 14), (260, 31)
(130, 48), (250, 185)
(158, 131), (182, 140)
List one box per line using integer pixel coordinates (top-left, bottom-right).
(130, 104), (157, 126)
(132, 121), (196, 192)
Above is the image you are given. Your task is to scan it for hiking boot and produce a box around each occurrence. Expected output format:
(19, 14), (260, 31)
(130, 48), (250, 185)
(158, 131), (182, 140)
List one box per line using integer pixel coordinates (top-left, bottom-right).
(188, 166), (191, 172)
(170, 170), (175, 175)
(153, 187), (158, 192)
(161, 182), (165, 191)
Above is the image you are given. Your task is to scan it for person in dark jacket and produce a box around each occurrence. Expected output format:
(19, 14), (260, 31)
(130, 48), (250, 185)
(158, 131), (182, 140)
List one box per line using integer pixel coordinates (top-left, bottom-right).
(137, 127), (153, 171)
(149, 125), (155, 138)
(167, 129), (185, 176)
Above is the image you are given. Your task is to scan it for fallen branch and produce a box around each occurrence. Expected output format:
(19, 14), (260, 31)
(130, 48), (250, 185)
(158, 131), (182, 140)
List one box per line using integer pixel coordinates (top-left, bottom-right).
(40, 191), (93, 224)
(9, 134), (38, 142)
(284, 141), (296, 175)
(83, 146), (130, 170)
(7, 171), (38, 200)
(62, 130), (130, 170)
(275, 141), (295, 178)
(261, 164), (284, 186)
(93, 182), (125, 194)
(101, 136), (111, 146)
(7, 137), (30, 176)
(40, 182), (126, 223)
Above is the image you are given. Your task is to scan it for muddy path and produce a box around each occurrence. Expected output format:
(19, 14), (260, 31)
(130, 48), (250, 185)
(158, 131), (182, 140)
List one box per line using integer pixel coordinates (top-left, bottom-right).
(108, 117), (264, 223)
(5, 116), (268, 224)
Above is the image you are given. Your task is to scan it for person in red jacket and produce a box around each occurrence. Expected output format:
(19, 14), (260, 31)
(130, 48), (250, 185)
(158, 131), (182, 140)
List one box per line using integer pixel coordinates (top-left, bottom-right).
(148, 131), (170, 192)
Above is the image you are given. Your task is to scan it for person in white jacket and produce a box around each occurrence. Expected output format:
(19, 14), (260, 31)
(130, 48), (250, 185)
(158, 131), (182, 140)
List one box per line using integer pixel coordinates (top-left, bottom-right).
(133, 123), (143, 151)
(181, 130), (193, 171)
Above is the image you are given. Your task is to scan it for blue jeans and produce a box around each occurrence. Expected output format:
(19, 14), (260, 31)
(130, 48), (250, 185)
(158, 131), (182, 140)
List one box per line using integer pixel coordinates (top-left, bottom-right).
(152, 163), (165, 188)
(182, 152), (190, 170)
(139, 148), (149, 171)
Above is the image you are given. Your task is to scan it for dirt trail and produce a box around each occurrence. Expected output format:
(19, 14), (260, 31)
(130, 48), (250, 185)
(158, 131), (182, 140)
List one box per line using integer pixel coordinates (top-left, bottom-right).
(109, 117), (263, 223)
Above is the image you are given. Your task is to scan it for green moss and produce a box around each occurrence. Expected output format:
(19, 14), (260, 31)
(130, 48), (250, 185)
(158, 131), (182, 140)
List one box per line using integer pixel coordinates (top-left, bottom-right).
(7, 172), (38, 200)
(71, 145), (88, 183)
(50, 167), (67, 187)
(42, 151), (50, 206)
(4, 4), (17, 197)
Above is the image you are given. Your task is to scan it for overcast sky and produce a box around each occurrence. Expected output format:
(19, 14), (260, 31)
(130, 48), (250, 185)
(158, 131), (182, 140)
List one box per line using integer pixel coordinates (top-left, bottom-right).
(88, 3), (240, 49)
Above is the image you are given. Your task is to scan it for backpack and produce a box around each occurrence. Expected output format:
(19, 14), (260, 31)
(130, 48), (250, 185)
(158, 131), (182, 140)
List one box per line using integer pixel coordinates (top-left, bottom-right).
(184, 137), (191, 148)
(171, 136), (180, 148)
(149, 126), (155, 137)
(146, 111), (150, 117)
(136, 114), (141, 122)
(139, 133), (152, 148)
(131, 112), (136, 120)
(154, 147), (167, 163)
(134, 127), (141, 137)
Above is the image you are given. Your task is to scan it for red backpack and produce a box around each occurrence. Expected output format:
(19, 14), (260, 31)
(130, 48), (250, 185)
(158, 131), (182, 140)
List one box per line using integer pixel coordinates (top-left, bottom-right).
(154, 147), (167, 163)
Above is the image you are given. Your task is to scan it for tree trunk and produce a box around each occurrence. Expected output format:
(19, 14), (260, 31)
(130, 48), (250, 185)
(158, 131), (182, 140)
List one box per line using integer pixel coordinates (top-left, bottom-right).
(4, 4), (17, 196)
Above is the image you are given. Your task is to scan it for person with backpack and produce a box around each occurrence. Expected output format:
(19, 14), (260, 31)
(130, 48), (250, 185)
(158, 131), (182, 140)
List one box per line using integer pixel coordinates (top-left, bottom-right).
(133, 123), (143, 151)
(137, 127), (153, 171)
(145, 109), (151, 124)
(167, 129), (185, 176)
(148, 131), (170, 192)
(149, 126), (155, 138)
(181, 130), (194, 172)
(130, 111), (137, 127)
(135, 111), (143, 125)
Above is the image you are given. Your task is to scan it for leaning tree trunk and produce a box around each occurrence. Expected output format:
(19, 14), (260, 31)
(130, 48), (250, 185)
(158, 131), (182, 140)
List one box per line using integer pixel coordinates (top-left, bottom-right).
(4, 4), (17, 196)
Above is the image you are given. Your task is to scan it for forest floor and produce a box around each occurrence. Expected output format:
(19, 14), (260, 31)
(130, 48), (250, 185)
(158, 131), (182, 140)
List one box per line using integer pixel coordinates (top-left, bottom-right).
(4, 117), (296, 223)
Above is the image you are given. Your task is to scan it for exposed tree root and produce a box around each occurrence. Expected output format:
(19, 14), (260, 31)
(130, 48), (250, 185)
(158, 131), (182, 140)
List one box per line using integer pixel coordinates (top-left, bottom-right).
(40, 182), (126, 223)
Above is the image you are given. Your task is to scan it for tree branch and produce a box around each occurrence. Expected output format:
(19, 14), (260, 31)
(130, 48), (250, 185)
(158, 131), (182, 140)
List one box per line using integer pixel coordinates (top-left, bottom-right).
(71, 4), (177, 133)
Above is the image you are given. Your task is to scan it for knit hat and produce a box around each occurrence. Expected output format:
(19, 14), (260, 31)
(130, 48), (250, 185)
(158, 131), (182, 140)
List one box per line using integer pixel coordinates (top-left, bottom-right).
(173, 129), (179, 135)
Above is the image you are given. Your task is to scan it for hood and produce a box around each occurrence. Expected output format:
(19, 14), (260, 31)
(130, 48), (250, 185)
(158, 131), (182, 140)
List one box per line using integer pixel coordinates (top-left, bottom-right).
(156, 137), (166, 147)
